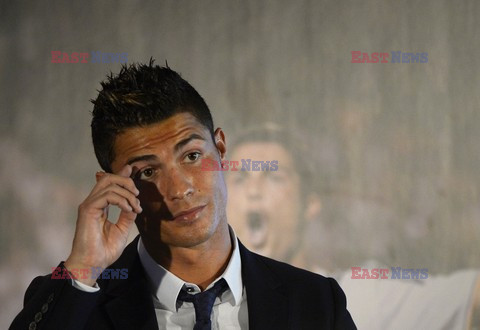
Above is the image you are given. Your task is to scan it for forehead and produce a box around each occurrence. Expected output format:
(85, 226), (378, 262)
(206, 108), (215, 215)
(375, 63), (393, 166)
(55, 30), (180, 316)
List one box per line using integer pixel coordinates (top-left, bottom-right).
(228, 141), (301, 182)
(111, 112), (210, 170)
(230, 142), (294, 166)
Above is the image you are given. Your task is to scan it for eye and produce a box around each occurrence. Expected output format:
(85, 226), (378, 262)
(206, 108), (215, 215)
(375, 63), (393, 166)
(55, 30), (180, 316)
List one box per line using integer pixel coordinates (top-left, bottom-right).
(267, 171), (286, 183)
(138, 168), (156, 180)
(185, 152), (201, 162)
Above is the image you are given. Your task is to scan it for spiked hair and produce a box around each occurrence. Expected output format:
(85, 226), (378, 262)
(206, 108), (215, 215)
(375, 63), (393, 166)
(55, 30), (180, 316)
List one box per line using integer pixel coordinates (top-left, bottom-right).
(91, 59), (214, 172)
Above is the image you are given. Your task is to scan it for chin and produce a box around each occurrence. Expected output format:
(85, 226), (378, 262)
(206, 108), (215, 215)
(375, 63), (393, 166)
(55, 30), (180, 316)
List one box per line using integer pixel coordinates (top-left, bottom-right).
(165, 220), (220, 248)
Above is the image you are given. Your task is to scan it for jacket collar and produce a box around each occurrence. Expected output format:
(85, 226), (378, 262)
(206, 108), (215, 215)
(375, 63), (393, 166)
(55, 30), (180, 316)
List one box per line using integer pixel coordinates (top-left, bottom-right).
(98, 236), (289, 330)
(138, 226), (244, 311)
(100, 236), (159, 330)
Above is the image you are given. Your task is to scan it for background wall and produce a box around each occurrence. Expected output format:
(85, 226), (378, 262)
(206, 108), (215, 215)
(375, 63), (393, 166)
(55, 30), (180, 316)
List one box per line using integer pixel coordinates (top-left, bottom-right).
(1, 0), (479, 327)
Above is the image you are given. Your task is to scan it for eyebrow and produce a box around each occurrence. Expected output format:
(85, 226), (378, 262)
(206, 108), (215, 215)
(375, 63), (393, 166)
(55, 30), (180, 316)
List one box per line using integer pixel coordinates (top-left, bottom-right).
(174, 133), (206, 153)
(126, 154), (159, 165)
(125, 133), (206, 165)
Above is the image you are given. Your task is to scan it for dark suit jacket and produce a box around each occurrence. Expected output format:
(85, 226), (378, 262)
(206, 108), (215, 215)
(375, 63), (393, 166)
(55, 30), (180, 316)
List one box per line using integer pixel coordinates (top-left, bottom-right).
(10, 237), (356, 329)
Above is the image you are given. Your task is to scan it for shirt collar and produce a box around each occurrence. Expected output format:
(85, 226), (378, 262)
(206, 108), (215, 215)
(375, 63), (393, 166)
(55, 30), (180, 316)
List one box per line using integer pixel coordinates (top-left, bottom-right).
(137, 225), (243, 312)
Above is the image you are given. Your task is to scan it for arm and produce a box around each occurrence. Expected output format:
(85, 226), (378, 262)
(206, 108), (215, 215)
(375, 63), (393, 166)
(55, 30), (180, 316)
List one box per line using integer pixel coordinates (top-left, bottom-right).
(9, 165), (142, 329)
(9, 269), (101, 330)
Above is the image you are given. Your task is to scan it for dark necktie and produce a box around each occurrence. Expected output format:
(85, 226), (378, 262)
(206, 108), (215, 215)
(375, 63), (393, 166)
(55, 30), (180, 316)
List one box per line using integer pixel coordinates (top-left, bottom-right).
(177, 278), (228, 330)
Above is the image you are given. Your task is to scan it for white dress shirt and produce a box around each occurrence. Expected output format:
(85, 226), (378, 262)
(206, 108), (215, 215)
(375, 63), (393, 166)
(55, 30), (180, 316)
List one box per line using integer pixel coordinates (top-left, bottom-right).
(137, 226), (248, 330)
(71, 227), (248, 329)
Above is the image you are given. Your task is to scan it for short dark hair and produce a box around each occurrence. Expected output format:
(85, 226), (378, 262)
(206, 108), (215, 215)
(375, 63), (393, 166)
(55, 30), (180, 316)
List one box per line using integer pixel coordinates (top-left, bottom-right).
(91, 59), (214, 172)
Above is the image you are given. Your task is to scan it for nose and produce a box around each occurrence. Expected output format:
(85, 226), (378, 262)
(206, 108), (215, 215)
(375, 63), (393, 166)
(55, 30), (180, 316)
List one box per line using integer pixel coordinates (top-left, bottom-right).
(245, 175), (263, 200)
(161, 166), (194, 201)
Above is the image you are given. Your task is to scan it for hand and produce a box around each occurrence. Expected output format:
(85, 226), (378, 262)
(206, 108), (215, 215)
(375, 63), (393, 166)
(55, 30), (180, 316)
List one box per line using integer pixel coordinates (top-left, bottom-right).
(64, 165), (142, 286)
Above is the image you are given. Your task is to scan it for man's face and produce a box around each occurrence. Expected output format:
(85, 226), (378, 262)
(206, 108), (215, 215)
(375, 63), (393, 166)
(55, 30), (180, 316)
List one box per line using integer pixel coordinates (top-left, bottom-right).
(111, 112), (228, 249)
(226, 142), (302, 261)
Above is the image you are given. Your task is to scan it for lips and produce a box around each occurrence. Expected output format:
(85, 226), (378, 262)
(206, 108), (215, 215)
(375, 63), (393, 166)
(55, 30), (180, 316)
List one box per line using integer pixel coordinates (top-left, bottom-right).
(172, 205), (206, 221)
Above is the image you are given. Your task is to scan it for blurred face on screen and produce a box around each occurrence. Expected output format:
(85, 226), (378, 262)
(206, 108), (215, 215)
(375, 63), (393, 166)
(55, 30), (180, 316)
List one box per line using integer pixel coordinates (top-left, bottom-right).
(226, 142), (303, 261)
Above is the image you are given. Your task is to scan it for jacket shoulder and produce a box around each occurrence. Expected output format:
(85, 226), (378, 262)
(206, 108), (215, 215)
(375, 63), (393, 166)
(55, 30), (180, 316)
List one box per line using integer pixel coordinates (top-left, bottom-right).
(244, 246), (332, 285)
(239, 243), (357, 329)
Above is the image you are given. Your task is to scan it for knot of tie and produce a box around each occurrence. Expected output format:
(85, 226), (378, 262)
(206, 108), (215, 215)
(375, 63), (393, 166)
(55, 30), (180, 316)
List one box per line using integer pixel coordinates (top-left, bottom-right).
(177, 278), (228, 330)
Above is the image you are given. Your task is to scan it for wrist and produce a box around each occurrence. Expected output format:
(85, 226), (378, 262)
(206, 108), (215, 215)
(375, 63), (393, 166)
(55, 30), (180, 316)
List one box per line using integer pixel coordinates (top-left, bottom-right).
(62, 261), (98, 287)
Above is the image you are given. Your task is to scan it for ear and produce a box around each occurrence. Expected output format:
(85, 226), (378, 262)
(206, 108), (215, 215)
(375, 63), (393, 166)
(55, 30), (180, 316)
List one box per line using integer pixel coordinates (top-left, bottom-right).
(304, 193), (322, 221)
(214, 128), (227, 160)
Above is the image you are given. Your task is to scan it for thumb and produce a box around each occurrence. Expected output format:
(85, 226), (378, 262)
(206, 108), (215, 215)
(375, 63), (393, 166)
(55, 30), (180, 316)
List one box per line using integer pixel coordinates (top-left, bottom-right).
(116, 208), (137, 234)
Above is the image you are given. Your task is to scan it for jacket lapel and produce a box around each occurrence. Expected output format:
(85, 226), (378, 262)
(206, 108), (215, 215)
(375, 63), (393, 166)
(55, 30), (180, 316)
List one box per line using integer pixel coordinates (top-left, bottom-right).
(239, 240), (289, 330)
(99, 237), (290, 329)
(101, 237), (159, 330)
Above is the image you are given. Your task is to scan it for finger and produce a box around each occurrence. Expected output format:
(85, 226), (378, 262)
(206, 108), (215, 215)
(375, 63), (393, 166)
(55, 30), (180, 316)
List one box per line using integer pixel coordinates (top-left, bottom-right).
(92, 173), (139, 197)
(95, 183), (142, 213)
(116, 208), (138, 234)
(117, 164), (133, 178)
(103, 205), (109, 219)
(96, 171), (106, 183)
(94, 165), (132, 182)
(85, 190), (137, 214)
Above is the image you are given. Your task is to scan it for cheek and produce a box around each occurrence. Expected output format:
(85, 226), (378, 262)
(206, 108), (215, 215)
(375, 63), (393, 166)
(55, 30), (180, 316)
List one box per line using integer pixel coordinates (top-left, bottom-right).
(137, 181), (163, 208)
(227, 197), (243, 223)
(226, 183), (246, 205)
(265, 183), (295, 206)
(271, 187), (301, 222)
(200, 171), (227, 207)
(214, 174), (228, 205)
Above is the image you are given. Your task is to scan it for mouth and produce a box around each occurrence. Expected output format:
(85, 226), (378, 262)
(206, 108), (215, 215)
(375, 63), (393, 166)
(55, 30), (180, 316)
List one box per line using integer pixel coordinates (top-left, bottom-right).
(246, 211), (269, 249)
(172, 205), (206, 222)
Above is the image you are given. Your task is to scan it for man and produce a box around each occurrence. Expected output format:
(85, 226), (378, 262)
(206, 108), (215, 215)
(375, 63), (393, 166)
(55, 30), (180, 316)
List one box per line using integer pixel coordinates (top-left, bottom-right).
(10, 61), (356, 329)
(225, 123), (322, 268)
(226, 124), (480, 329)
(226, 124), (395, 272)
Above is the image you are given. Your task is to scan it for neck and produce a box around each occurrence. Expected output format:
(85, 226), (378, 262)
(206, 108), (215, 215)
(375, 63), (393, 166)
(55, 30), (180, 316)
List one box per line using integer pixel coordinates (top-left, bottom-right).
(143, 222), (233, 290)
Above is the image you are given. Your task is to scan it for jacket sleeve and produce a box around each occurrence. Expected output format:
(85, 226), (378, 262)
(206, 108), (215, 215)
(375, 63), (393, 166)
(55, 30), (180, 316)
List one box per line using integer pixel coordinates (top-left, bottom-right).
(9, 263), (100, 330)
(328, 277), (357, 330)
